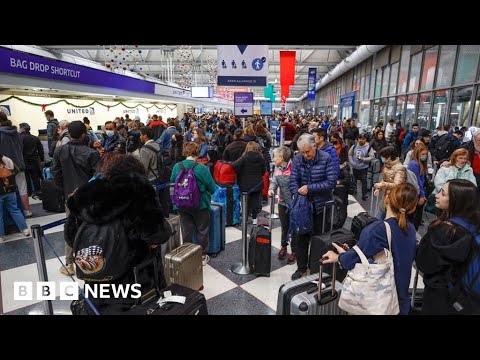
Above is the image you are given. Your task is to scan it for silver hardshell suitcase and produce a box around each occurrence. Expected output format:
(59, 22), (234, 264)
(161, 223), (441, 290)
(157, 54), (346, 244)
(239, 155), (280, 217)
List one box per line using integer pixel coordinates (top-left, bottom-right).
(277, 262), (347, 315)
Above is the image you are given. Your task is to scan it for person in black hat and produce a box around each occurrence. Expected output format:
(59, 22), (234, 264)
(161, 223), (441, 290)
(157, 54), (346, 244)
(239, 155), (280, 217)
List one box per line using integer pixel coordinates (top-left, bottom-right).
(19, 122), (44, 200)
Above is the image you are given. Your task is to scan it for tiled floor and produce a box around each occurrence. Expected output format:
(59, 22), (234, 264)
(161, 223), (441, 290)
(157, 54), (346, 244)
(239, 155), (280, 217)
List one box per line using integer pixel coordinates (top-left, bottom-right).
(0, 193), (425, 315)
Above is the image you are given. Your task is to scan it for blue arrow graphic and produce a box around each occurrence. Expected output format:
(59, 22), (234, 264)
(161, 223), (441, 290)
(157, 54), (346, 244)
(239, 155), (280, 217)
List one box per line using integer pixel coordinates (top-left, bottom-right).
(241, 109), (247, 114)
(237, 45), (248, 54)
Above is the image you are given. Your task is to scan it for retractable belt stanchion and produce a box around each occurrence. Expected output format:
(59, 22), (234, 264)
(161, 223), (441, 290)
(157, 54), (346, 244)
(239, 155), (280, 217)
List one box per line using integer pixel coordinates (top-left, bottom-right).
(231, 191), (250, 275)
(280, 126), (285, 147)
(266, 187), (279, 219)
(31, 224), (54, 315)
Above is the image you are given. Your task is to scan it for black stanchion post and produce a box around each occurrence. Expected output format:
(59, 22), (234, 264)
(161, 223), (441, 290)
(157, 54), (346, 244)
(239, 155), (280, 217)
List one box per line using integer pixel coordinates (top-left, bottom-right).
(31, 224), (54, 315)
(231, 191), (250, 275)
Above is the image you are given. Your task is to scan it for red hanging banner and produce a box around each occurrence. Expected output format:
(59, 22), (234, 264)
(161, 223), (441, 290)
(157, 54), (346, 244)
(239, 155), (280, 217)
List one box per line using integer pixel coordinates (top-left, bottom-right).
(280, 51), (296, 100)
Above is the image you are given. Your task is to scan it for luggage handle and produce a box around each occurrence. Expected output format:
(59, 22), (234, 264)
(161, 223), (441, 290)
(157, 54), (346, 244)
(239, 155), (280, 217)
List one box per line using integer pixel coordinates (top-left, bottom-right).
(321, 199), (335, 234)
(317, 260), (338, 305)
(370, 191), (380, 215)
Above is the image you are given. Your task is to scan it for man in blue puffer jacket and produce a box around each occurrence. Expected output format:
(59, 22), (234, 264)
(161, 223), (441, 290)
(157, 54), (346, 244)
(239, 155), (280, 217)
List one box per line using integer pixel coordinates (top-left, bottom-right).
(289, 133), (338, 280)
(312, 128), (340, 177)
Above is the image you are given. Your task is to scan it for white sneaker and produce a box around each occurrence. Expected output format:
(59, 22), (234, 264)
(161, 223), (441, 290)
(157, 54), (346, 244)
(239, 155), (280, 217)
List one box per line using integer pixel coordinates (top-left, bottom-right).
(24, 210), (33, 218)
(23, 229), (31, 237)
(252, 218), (258, 225)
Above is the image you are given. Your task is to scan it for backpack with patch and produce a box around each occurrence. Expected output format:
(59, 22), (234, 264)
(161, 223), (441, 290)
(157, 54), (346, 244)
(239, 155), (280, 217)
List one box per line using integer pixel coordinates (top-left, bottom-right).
(143, 144), (172, 185)
(73, 218), (136, 282)
(449, 217), (480, 299)
(172, 162), (201, 208)
(433, 134), (455, 161)
(0, 165), (17, 195)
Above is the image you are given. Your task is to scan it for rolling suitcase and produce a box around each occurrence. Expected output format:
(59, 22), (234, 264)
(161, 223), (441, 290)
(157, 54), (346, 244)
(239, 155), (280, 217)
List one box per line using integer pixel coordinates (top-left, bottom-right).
(333, 184), (348, 230)
(127, 283), (208, 315)
(276, 262), (346, 315)
(213, 184), (241, 226)
(41, 180), (65, 212)
(308, 200), (335, 275)
(161, 215), (182, 262)
(164, 243), (203, 291)
(248, 222), (271, 277)
(193, 201), (226, 256)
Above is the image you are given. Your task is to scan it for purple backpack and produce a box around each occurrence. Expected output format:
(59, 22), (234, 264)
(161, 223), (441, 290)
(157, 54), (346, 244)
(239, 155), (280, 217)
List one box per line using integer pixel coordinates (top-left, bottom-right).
(172, 162), (201, 208)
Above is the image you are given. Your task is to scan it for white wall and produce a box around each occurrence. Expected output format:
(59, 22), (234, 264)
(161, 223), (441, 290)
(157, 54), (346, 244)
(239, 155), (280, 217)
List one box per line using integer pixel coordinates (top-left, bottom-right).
(0, 94), (178, 136)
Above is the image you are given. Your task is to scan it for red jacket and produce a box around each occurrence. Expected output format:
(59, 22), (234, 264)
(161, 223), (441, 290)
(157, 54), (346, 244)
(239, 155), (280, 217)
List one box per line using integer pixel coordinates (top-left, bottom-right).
(148, 120), (167, 128)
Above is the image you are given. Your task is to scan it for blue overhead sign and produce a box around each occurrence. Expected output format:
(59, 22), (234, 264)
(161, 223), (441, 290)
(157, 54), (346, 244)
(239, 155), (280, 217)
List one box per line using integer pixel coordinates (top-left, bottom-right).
(307, 68), (316, 101)
(260, 101), (272, 115)
(340, 91), (356, 107)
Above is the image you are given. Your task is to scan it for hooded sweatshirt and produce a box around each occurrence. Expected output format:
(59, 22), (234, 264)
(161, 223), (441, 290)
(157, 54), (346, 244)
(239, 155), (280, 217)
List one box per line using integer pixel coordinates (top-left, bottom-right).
(0, 126), (25, 170)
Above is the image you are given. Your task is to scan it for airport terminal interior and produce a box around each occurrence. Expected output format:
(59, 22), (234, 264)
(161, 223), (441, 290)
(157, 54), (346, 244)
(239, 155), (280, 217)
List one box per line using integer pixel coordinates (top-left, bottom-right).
(0, 44), (479, 315)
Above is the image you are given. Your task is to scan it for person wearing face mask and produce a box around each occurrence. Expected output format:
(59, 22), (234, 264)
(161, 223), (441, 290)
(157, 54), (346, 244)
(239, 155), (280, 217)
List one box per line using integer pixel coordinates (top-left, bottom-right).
(373, 146), (406, 220)
(404, 138), (434, 172)
(98, 121), (126, 154)
(461, 129), (480, 190)
(416, 179), (480, 314)
(330, 133), (349, 185)
(407, 143), (428, 230)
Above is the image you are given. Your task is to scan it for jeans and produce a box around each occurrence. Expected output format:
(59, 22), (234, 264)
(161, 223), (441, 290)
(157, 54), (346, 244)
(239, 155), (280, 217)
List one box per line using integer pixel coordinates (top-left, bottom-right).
(278, 204), (297, 252)
(0, 192), (28, 237)
(352, 168), (368, 198)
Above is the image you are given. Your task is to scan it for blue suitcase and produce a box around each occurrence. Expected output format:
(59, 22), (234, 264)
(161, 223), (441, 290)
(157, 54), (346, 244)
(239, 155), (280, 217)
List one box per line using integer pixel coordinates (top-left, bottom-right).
(213, 184), (240, 226)
(192, 201), (226, 257)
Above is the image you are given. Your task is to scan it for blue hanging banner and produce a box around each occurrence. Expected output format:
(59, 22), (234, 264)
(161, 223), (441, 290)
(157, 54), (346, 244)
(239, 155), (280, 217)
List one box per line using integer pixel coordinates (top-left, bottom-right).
(307, 68), (316, 101)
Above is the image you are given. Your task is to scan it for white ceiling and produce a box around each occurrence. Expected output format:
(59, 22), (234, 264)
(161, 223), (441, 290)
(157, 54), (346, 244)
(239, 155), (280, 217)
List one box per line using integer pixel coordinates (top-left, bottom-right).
(41, 45), (357, 98)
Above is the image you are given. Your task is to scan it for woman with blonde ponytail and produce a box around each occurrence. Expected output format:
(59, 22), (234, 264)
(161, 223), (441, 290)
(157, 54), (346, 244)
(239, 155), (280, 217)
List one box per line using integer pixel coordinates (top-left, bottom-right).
(323, 183), (418, 314)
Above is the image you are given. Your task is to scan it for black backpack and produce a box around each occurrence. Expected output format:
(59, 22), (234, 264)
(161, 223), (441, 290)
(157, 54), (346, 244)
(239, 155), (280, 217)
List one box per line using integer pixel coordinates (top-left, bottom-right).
(73, 218), (136, 282)
(143, 144), (172, 185)
(433, 134), (455, 161)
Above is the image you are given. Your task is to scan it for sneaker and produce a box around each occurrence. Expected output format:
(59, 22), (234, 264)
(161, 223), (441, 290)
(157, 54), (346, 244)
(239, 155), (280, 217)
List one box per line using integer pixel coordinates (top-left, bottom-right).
(202, 254), (210, 266)
(287, 252), (297, 265)
(22, 229), (30, 237)
(252, 218), (257, 225)
(24, 210), (33, 218)
(0, 237), (5, 243)
(291, 268), (308, 281)
(59, 264), (75, 276)
(278, 246), (287, 260)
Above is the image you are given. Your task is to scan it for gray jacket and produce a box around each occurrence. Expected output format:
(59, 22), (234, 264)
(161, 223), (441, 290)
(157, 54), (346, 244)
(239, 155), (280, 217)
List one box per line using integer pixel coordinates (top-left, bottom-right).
(47, 119), (59, 149)
(139, 140), (160, 182)
(269, 160), (293, 207)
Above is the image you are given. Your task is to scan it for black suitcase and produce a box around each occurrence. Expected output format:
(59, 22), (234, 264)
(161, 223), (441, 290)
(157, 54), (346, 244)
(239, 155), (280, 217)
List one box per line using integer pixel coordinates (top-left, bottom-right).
(351, 212), (377, 240)
(249, 223), (271, 276)
(41, 180), (65, 212)
(333, 185), (348, 229)
(127, 283), (208, 315)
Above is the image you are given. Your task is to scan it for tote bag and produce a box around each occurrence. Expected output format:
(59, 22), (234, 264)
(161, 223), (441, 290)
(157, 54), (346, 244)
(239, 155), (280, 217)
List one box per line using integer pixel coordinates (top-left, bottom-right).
(338, 221), (399, 315)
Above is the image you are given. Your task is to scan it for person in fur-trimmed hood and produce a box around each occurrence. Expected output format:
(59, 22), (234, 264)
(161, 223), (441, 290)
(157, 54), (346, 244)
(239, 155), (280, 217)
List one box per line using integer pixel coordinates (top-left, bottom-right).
(65, 154), (172, 314)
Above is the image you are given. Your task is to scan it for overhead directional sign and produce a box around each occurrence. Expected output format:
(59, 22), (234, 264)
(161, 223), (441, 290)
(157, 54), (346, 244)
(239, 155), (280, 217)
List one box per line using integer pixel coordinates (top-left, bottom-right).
(234, 92), (254, 116)
(260, 101), (272, 115)
(217, 45), (269, 87)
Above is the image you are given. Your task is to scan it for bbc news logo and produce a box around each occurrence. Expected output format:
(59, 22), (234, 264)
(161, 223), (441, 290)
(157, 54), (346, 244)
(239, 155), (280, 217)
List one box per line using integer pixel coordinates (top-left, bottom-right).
(14, 282), (141, 301)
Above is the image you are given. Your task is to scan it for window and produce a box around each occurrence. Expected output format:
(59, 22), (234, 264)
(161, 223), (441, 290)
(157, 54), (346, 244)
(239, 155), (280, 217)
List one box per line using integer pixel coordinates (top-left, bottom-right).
(396, 95), (406, 124)
(365, 74), (371, 99)
(389, 63), (399, 95)
(417, 92), (432, 129)
(436, 45), (456, 88)
(420, 46), (438, 90)
(449, 87), (473, 128)
(405, 94), (418, 130)
(387, 97), (395, 121)
(398, 45), (411, 93)
(360, 76), (365, 101)
(408, 52), (422, 93)
(473, 88), (480, 128)
(454, 45), (480, 85)
(432, 90), (449, 130)
(382, 66), (390, 98)
(375, 69), (382, 98)
(372, 99), (380, 125)
(379, 98), (387, 124)
(370, 70), (376, 99)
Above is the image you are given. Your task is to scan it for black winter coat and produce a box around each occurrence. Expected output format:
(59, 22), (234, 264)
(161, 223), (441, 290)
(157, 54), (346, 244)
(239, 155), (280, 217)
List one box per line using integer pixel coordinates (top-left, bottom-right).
(21, 131), (44, 167)
(223, 139), (247, 162)
(416, 220), (480, 314)
(231, 152), (265, 193)
(65, 172), (172, 314)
